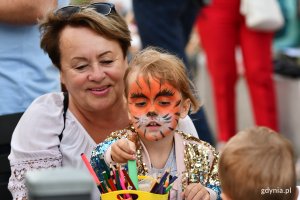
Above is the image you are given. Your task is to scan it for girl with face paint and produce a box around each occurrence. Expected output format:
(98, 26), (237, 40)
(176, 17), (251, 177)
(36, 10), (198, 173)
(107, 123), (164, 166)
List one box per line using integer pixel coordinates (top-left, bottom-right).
(91, 48), (221, 200)
(127, 75), (190, 142)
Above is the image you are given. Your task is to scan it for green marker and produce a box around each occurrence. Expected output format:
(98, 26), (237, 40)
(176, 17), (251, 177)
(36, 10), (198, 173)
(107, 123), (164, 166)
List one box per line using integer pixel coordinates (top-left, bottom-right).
(127, 160), (139, 190)
(165, 183), (174, 193)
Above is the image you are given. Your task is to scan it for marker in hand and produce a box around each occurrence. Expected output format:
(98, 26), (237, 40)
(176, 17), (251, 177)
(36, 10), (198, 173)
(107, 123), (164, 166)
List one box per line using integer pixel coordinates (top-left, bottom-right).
(127, 130), (139, 190)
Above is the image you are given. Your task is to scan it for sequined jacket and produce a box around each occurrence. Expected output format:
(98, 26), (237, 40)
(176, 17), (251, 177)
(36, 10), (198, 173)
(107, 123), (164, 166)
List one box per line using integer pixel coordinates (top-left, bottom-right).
(91, 128), (221, 200)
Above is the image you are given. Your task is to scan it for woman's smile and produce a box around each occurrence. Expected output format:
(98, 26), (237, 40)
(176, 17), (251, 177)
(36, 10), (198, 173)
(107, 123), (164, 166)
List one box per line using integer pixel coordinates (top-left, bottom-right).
(88, 85), (111, 96)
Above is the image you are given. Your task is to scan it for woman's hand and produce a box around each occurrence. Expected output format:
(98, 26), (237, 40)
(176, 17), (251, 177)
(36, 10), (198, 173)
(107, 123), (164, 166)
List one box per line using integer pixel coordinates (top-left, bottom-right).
(111, 138), (136, 163)
(182, 183), (210, 200)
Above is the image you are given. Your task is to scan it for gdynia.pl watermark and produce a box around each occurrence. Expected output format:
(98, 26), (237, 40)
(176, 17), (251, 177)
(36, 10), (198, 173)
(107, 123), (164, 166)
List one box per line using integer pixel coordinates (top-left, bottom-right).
(261, 187), (292, 195)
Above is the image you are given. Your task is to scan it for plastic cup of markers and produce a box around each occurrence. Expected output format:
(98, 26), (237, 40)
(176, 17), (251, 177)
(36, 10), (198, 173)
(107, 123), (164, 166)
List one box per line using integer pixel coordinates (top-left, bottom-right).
(101, 190), (169, 200)
(101, 176), (169, 200)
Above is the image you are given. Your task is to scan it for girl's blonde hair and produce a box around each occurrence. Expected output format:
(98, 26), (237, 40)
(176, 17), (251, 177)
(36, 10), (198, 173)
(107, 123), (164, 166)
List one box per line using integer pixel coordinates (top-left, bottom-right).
(124, 47), (200, 113)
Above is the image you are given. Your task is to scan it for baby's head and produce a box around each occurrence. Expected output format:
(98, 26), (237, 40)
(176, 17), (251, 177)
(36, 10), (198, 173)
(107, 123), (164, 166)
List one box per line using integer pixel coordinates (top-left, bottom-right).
(219, 126), (296, 200)
(124, 47), (200, 141)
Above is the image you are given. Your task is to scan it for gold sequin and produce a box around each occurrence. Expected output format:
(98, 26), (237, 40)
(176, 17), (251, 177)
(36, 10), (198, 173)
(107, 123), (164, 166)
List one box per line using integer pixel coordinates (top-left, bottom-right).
(103, 127), (220, 191)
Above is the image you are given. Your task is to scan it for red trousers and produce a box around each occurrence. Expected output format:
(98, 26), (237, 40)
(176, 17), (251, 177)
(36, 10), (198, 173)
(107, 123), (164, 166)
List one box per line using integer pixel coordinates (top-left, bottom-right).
(196, 0), (278, 142)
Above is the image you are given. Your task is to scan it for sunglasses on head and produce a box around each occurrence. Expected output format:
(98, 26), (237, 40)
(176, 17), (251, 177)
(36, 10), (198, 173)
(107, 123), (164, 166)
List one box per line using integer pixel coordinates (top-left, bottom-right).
(54, 2), (115, 19)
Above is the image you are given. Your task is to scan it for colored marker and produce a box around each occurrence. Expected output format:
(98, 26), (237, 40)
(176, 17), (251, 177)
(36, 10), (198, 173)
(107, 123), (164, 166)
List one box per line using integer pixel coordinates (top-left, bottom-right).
(119, 166), (131, 199)
(168, 175), (178, 185)
(165, 183), (174, 193)
(127, 160), (139, 190)
(122, 169), (136, 190)
(81, 153), (101, 186)
(155, 169), (170, 193)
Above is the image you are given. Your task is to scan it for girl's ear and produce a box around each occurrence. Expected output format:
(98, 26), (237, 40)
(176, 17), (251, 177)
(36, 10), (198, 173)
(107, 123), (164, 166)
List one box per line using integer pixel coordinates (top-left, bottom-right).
(60, 70), (65, 85)
(180, 98), (191, 118)
(128, 111), (132, 122)
(124, 96), (132, 122)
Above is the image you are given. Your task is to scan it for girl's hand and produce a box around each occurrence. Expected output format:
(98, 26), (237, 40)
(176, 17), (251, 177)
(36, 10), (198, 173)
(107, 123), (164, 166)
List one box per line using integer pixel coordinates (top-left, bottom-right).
(182, 183), (210, 200)
(111, 138), (136, 163)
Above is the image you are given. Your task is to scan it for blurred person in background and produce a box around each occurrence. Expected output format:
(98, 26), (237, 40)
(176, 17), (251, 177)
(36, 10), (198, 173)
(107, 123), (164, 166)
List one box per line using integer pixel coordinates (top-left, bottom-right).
(219, 126), (298, 200)
(196, 0), (278, 148)
(132, 0), (216, 146)
(0, 1), (69, 199)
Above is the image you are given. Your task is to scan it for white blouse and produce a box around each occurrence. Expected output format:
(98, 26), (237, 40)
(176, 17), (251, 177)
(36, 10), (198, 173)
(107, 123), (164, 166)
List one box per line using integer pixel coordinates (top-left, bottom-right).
(8, 92), (198, 200)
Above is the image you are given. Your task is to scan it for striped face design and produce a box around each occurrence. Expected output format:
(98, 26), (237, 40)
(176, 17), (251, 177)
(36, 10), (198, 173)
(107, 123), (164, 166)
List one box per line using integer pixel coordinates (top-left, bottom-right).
(127, 75), (182, 141)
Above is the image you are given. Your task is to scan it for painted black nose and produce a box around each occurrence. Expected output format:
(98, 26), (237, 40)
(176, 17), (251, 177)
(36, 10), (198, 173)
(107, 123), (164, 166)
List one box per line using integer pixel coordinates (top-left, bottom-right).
(147, 111), (157, 117)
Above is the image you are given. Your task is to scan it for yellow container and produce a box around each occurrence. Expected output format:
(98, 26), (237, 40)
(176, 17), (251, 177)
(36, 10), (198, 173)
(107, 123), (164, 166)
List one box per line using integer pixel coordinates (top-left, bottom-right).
(101, 176), (169, 200)
(101, 190), (169, 200)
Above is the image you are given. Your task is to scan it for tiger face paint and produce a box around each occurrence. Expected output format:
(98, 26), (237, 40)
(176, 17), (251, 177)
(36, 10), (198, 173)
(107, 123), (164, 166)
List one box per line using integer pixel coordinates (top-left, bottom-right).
(127, 74), (183, 141)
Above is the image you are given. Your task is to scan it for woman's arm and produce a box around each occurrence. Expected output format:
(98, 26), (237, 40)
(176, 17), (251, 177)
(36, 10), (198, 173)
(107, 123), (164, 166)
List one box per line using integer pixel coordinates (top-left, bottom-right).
(8, 94), (64, 200)
(0, 0), (57, 24)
